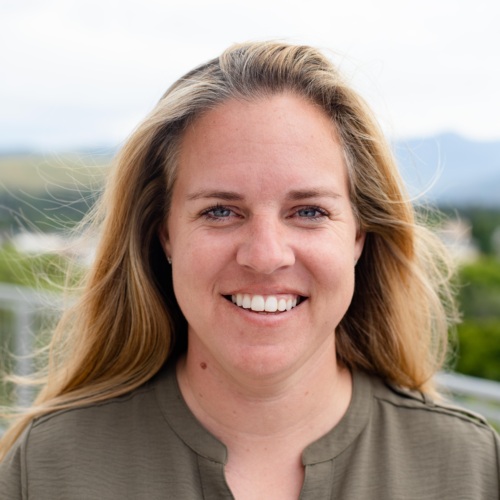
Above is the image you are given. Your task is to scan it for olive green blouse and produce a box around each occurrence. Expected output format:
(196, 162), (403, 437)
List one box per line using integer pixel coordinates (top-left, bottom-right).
(1, 365), (499, 499)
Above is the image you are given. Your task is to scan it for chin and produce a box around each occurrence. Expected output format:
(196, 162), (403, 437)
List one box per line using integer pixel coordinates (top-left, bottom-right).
(227, 345), (310, 381)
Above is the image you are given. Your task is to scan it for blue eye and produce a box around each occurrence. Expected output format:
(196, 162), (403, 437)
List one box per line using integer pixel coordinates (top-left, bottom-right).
(201, 204), (235, 221)
(298, 207), (319, 217)
(210, 206), (231, 217)
(296, 206), (327, 219)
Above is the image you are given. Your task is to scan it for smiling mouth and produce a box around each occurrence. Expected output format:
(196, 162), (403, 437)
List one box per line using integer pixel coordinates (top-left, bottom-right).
(224, 294), (306, 313)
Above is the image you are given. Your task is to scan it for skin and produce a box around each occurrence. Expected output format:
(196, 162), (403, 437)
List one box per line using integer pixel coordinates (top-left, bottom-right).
(160, 93), (365, 499)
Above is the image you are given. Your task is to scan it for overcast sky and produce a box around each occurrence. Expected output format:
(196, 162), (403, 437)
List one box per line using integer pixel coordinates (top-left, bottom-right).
(1, 0), (499, 151)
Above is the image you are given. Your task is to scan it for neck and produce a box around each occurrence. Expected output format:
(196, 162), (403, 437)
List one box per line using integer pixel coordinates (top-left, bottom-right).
(176, 340), (352, 445)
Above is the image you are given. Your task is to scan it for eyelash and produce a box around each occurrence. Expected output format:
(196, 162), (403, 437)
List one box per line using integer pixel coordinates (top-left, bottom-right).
(200, 204), (329, 222)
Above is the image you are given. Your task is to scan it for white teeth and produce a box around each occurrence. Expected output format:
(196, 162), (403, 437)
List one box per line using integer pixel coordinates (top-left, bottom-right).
(242, 294), (251, 309)
(264, 296), (278, 312)
(251, 295), (265, 311)
(230, 294), (302, 313)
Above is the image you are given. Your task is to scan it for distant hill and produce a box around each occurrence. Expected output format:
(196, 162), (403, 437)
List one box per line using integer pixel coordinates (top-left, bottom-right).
(394, 133), (500, 207)
(0, 152), (111, 192)
(0, 153), (110, 233)
(0, 134), (499, 207)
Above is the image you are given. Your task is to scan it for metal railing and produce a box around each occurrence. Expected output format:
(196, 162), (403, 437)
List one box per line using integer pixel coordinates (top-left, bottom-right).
(0, 283), (61, 408)
(1, 283), (500, 427)
(436, 372), (500, 427)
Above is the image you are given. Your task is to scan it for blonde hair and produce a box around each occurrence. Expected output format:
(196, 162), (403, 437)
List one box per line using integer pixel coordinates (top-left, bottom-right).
(0, 41), (458, 458)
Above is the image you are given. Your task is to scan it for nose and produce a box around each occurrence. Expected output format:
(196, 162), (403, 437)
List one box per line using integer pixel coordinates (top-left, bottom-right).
(236, 216), (295, 274)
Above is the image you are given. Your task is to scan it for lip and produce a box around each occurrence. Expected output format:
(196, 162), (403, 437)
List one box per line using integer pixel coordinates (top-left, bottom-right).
(222, 285), (307, 297)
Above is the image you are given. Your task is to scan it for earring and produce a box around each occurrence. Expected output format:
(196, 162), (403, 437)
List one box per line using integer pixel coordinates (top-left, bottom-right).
(167, 256), (172, 264)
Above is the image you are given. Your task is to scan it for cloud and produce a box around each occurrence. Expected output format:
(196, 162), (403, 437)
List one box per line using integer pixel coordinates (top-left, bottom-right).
(1, 0), (499, 150)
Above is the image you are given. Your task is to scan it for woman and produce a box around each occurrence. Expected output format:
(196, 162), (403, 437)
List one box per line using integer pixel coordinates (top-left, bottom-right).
(1, 41), (499, 499)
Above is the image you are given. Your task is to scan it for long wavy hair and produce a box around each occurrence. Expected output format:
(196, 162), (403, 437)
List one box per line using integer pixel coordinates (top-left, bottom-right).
(0, 40), (458, 459)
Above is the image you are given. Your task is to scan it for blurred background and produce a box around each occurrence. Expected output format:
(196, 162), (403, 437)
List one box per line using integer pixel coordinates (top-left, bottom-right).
(1, 0), (499, 420)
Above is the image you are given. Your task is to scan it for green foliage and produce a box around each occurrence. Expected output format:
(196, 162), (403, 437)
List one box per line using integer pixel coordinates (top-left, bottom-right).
(459, 258), (500, 318)
(455, 320), (500, 380)
(440, 206), (500, 255)
(454, 257), (500, 381)
(0, 245), (76, 291)
(460, 257), (500, 285)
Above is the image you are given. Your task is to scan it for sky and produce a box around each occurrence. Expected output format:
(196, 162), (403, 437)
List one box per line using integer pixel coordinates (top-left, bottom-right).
(1, 0), (499, 152)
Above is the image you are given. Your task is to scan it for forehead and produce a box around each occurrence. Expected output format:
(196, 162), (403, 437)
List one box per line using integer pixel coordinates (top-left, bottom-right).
(174, 93), (348, 196)
(184, 93), (339, 147)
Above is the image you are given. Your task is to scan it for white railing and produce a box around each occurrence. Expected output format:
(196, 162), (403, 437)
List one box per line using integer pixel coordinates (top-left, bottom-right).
(436, 372), (500, 427)
(1, 283), (499, 427)
(0, 283), (61, 407)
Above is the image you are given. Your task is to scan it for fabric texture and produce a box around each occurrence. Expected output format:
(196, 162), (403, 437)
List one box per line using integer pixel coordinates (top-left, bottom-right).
(1, 364), (499, 499)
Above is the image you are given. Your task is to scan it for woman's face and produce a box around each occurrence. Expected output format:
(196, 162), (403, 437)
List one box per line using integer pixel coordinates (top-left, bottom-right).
(162, 93), (365, 380)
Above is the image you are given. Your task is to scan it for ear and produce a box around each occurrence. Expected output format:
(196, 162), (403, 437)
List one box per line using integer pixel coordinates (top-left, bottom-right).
(158, 223), (172, 261)
(354, 229), (366, 263)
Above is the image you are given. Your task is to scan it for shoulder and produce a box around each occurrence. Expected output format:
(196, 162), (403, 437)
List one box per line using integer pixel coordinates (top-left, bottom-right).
(373, 375), (492, 427)
(0, 388), (154, 489)
(8, 367), (174, 468)
(368, 374), (500, 462)
(19, 365), (181, 462)
(31, 379), (158, 441)
(331, 372), (500, 498)
(26, 367), (182, 456)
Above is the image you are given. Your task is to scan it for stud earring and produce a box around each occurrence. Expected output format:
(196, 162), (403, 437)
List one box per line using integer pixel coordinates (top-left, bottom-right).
(167, 256), (172, 264)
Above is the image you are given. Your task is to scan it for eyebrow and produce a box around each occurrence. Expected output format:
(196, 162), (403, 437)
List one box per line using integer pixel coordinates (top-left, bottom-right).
(186, 188), (342, 202)
(286, 189), (342, 201)
(186, 190), (244, 201)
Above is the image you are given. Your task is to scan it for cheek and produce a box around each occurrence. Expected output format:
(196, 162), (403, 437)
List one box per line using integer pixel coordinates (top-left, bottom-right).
(305, 243), (356, 295)
(172, 233), (231, 295)
(301, 230), (356, 267)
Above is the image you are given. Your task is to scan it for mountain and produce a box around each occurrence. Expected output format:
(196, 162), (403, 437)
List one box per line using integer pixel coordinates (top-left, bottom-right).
(394, 133), (500, 207)
(0, 133), (498, 207)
